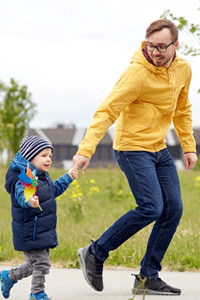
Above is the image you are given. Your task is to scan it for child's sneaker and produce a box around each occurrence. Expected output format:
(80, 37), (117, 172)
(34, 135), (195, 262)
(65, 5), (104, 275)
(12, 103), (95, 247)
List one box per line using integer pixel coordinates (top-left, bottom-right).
(29, 291), (50, 300)
(0, 270), (18, 298)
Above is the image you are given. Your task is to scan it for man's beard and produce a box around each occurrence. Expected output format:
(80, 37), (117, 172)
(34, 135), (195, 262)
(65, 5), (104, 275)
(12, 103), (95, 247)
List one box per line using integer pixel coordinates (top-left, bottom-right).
(150, 54), (172, 67)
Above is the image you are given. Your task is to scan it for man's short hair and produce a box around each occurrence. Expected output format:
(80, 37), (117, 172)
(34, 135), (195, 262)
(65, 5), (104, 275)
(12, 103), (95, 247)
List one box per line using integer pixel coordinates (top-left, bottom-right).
(146, 19), (178, 42)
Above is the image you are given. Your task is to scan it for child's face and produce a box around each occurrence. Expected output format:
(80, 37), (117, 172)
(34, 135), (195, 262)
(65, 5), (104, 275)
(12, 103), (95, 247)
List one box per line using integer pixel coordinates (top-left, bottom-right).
(30, 148), (52, 172)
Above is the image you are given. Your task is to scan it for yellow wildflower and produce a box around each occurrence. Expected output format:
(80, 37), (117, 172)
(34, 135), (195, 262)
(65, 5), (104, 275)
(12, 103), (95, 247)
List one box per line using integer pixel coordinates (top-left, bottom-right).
(118, 189), (123, 195)
(71, 181), (77, 186)
(196, 176), (200, 187)
(90, 179), (96, 184)
(88, 187), (100, 195)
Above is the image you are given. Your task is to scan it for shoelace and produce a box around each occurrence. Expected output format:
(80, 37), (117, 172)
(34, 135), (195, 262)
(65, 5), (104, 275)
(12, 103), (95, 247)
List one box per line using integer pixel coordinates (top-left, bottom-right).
(33, 292), (48, 299)
(90, 239), (103, 275)
(132, 274), (165, 286)
(38, 292), (47, 299)
(90, 254), (103, 275)
(1, 277), (14, 296)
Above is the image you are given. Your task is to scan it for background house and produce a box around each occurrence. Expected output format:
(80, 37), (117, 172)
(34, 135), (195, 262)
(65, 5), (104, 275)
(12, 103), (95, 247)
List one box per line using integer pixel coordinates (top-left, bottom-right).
(28, 125), (115, 169)
(28, 124), (200, 170)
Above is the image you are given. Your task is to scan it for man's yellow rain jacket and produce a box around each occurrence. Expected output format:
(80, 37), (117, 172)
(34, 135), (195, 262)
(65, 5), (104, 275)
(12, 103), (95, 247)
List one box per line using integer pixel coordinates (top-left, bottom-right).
(77, 43), (196, 159)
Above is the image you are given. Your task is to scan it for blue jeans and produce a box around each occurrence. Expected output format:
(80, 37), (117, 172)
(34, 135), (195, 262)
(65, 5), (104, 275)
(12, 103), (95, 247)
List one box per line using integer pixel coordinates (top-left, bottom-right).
(91, 149), (183, 279)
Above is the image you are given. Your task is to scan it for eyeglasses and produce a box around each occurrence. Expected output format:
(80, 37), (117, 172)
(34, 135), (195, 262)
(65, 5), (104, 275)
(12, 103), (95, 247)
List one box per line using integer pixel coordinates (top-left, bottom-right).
(145, 41), (174, 53)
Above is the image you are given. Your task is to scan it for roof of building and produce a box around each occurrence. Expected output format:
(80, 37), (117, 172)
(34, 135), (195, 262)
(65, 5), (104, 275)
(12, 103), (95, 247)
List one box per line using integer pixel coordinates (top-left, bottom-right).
(28, 126), (200, 146)
(28, 127), (113, 145)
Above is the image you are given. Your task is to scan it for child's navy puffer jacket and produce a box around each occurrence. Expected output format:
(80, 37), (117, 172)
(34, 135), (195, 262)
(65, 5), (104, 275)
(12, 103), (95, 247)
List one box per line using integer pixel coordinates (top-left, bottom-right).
(5, 152), (73, 252)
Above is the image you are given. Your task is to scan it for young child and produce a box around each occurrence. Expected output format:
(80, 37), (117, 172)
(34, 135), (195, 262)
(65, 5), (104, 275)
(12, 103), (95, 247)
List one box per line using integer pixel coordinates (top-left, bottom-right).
(0, 135), (78, 300)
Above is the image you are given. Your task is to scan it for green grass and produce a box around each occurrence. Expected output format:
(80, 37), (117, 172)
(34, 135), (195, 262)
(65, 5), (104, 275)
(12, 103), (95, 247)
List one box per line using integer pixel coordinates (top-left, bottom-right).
(0, 166), (200, 271)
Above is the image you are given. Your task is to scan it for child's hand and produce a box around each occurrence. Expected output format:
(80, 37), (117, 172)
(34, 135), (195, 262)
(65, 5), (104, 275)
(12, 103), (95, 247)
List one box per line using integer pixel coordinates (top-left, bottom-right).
(30, 195), (39, 208)
(68, 168), (78, 180)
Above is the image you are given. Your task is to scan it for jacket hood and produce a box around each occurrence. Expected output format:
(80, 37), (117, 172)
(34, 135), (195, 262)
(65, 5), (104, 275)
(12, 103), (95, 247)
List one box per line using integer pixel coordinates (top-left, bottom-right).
(5, 152), (38, 195)
(9, 152), (35, 173)
(130, 41), (179, 74)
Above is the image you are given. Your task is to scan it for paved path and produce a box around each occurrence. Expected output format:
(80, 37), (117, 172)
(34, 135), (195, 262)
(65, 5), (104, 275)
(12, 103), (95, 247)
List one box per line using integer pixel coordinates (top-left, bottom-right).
(0, 267), (200, 300)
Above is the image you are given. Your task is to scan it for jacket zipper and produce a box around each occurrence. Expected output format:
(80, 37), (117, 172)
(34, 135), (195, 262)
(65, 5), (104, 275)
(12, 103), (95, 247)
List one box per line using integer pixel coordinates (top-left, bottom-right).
(45, 172), (57, 246)
(33, 216), (37, 241)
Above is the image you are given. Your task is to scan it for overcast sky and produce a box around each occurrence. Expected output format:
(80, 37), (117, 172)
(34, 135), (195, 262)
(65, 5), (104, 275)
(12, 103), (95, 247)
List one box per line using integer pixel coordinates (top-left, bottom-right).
(1, 0), (200, 129)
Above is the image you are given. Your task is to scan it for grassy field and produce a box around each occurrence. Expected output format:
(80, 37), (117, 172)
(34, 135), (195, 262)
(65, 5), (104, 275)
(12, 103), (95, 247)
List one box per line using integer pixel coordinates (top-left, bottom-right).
(0, 165), (200, 271)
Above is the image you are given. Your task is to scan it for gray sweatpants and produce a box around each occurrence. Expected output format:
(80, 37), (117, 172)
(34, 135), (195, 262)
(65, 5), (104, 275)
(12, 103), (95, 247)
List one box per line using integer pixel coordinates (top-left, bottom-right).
(8, 249), (51, 294)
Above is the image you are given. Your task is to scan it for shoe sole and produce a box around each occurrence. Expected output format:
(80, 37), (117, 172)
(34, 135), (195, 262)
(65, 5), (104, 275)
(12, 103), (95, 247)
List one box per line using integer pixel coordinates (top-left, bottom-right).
(77, 247), (100, 292)
(132, 287), (181, 295)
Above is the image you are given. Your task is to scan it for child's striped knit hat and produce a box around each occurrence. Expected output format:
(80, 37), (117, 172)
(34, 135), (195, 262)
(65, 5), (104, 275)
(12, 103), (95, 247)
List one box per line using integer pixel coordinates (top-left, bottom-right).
(20, 135), (53, 162)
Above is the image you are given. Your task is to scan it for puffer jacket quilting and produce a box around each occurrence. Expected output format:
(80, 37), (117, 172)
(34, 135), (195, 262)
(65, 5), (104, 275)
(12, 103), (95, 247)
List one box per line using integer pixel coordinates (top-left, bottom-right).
(5, 152), (72, 251)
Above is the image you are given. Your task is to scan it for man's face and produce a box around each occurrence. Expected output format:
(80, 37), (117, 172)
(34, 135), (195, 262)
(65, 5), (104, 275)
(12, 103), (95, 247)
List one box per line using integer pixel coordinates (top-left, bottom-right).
(147, 28), (179, 68)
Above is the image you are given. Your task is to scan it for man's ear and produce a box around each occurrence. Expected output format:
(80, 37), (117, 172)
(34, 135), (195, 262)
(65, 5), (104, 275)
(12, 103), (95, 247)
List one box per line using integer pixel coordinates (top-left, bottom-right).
(174, 40), (179, 50)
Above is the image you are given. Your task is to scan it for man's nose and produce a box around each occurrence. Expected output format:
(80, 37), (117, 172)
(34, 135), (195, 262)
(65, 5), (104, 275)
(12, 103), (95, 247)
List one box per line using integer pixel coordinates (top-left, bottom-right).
(152, 47), (160, 54)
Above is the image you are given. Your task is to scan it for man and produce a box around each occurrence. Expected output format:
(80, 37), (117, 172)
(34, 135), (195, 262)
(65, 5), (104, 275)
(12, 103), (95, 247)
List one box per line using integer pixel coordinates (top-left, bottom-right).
(73, 19), (197, 295)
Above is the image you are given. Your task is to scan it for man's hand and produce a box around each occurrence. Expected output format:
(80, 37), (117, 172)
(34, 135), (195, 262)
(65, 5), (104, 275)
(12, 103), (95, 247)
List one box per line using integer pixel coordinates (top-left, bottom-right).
(184, 152), (198, 170)
(30, 195), (39, 208)
(73, 154), (90, 174)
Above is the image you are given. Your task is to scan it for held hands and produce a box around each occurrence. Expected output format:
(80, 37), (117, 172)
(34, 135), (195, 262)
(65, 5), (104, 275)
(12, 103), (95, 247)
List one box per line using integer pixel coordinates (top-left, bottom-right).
(68, 168), (79, 180)
(184, 152), (198, 170)
(72, 154), (90, 174)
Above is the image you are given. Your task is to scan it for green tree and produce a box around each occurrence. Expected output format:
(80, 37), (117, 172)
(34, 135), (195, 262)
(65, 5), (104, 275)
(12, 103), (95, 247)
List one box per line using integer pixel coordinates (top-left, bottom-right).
(0, 114), (4, 152)
(161, 8), (200, 93)
(0, 78), (37, 155)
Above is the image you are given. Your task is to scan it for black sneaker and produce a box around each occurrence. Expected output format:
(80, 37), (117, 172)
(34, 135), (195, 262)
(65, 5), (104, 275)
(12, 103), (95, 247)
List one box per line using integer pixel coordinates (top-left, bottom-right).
(132, 274), (181, 295)
(77, 245), (103, 292)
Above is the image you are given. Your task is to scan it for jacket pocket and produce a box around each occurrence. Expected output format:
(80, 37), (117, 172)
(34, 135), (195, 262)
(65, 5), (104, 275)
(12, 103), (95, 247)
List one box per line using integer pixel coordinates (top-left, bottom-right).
(33, 216), (37, 241)
(123, 102), (156, 134)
